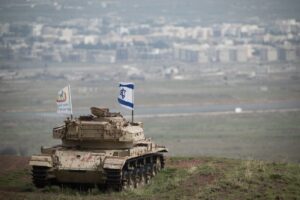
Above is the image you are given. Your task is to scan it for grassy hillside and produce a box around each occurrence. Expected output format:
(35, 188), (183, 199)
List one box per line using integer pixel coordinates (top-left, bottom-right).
(0, 156), (299, 200)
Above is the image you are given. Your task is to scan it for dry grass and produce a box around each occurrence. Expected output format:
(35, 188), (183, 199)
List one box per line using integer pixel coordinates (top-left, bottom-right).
(0, 156), (300, 200)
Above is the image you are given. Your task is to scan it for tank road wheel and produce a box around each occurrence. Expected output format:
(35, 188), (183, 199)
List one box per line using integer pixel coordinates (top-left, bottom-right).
(137, 168), (146, 187)
(155, 157), (162, 173)
(129, 170), (137, 189)
(122, 171), (134, 190)
(150, 163), (156, 177)
(132, 169), (139, 188)
(161, 155), (166, 169)
(145, 165), (151, 184)
(142, 167), (150, 185)
(133, 168), (142, 188)
(121, 171), (129, 190)
(150, 156), (163, 177)
(128, 171), (135, 190)
(31, 166), (50, 188)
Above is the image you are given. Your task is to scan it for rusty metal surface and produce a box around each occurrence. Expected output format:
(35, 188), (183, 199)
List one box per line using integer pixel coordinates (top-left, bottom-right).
(54, 150), (104, 171)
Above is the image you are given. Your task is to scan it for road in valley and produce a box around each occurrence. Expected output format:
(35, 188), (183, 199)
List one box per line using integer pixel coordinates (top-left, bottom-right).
(1, 100), (299, 119)
(133, 100), (300, 118)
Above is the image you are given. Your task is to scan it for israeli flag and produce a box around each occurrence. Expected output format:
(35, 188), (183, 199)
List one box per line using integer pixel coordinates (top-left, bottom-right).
(118, 82), (134, 110)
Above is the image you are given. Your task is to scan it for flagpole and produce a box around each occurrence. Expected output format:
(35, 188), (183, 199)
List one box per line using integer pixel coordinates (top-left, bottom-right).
(132, 84), (134, 123)
(69, 84), (73, 120)
(132, 109), (134, 123)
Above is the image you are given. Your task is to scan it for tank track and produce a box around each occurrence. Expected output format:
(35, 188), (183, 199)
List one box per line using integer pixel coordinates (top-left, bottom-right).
(31, 166), (51, 188)
(105, 153), (165, 191)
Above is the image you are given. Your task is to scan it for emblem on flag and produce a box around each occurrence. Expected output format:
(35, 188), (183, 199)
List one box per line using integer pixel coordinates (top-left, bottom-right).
(56, 85), (73, 115)
(118, 82), (134, 110)
(56, 90), (67, 103)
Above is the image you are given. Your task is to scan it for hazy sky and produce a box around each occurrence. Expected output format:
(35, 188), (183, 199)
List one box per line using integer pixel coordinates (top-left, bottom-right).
(0, 0), (300, 24)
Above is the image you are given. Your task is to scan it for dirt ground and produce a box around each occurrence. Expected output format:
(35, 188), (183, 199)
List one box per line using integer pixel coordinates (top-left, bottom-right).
(0, 156), (29, 174)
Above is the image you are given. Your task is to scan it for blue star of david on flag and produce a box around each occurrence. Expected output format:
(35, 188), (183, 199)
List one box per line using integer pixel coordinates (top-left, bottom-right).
(118, 82), (134, 110)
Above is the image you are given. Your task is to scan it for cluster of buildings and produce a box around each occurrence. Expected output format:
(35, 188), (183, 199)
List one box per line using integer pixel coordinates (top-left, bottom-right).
(174, 43), (298, 63)
(156, 21), (300, 63)
(0, 17), (300, 64)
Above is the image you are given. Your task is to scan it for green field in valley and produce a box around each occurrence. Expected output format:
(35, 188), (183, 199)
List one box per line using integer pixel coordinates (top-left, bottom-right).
(1, 77), (300, 162)
(142, 111), (300, 162)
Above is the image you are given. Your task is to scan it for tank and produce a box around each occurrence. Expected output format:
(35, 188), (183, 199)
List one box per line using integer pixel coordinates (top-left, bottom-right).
(29, 107), (168, 190)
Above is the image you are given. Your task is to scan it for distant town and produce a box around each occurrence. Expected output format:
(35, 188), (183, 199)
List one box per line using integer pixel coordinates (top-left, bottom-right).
(0, 1), (299, 81)
(1, 16), (300, 63)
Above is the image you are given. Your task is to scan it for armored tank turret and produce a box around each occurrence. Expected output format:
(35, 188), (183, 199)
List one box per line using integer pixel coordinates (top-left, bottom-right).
(29, 107), (167, 190)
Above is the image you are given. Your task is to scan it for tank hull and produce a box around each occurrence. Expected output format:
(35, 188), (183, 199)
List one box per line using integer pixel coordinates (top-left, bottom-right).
(30, 147), (166, 189)
(29, 107), (168, 190)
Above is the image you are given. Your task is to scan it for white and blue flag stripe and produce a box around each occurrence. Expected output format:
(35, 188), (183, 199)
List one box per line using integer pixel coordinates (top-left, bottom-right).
(118, 82), (134, 110)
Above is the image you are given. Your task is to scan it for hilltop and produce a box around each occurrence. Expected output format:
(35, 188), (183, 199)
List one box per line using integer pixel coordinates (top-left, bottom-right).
(0, 155), (299, 200)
